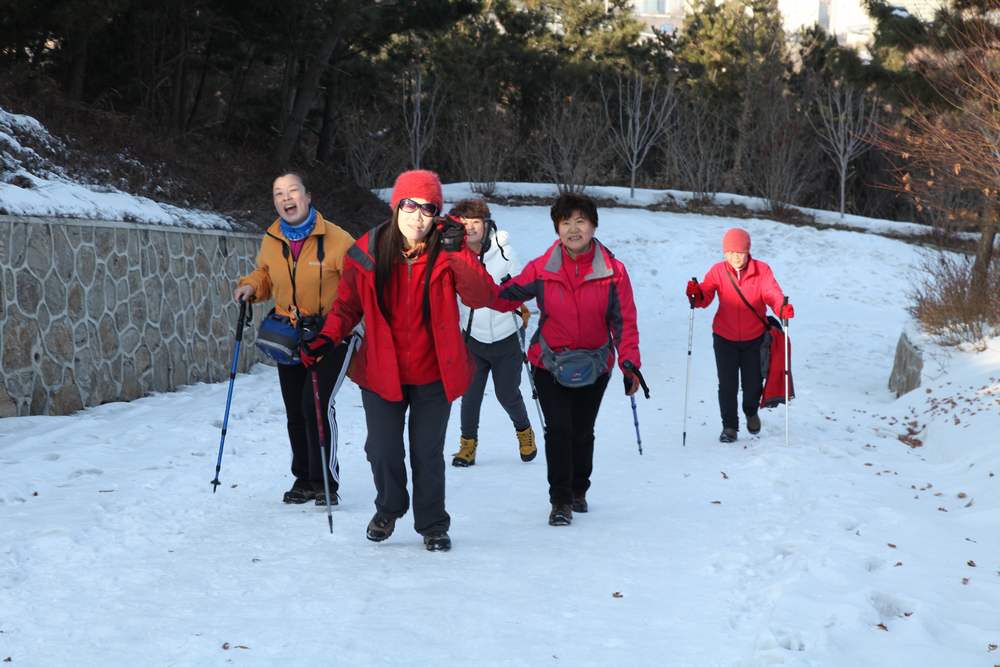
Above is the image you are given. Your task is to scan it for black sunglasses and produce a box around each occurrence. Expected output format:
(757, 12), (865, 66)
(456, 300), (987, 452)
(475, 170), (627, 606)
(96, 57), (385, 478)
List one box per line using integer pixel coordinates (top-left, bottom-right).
(398, 198), (439, 216)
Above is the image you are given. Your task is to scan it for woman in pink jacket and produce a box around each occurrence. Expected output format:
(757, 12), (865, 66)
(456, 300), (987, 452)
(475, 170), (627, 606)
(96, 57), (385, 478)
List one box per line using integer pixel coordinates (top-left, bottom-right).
(686, 228), (794, 443)
(490, 193), (642, 527)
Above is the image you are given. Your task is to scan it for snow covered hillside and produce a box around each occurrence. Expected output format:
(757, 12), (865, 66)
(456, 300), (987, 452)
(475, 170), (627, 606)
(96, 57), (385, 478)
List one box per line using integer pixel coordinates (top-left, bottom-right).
(0, 106), (232, 229)
(1, 197), (998, 665)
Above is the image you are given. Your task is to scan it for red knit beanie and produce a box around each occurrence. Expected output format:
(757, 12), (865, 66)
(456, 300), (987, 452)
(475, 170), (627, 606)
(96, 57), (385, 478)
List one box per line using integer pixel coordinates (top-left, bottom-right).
(722, 228), (751, 253)
(389, 170), (443, 214)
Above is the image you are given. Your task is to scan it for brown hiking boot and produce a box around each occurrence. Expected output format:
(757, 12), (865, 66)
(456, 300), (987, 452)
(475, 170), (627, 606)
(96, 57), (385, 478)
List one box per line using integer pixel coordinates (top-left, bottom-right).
(452, 436), (477, 467)
(548, 503), (573, 526)
(746, 413), (761, 435)
(366, 513), (396, 542)
(516, 426), (537, 462)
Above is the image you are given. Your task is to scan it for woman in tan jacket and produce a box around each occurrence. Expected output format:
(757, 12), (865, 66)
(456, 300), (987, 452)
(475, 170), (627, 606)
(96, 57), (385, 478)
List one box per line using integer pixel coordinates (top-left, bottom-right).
(234, 172), (356, 505)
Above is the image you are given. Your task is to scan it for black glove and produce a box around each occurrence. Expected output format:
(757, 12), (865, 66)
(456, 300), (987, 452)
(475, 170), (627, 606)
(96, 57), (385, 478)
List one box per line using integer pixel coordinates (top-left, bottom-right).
(438, 217), (466, 253)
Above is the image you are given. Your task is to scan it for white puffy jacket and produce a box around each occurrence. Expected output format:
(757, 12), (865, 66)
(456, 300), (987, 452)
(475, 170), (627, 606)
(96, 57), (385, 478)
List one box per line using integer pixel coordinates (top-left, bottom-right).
(458, 228), (524, 344)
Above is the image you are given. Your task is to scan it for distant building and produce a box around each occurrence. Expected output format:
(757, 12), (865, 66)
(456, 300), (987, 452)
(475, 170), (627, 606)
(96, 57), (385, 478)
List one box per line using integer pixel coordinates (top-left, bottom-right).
(630, 0), (947, 48)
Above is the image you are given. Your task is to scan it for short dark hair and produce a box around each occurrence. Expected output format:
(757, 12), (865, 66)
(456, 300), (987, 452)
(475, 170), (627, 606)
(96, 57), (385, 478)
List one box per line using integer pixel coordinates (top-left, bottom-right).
(449, 197), (491, 220)
(550, 193), (598, 232)
(274, 170), (309, 194)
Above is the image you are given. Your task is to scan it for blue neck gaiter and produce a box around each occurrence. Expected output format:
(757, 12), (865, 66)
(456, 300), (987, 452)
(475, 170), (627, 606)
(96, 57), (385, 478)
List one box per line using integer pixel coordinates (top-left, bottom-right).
(280, 207), (317, 241)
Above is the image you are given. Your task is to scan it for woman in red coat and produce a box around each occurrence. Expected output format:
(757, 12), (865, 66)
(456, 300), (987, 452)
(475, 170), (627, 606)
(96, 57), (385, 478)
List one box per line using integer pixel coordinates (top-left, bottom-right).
(686, 228), (794, 443)
(305, 170), (495, 552)
(489, 193), (642, 527)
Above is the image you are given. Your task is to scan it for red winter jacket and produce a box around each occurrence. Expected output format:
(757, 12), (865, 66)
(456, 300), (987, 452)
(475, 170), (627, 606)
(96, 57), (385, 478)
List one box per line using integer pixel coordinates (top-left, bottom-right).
(697, 257), (786, 342)
(316, 223), (496, 402)
(490, 240), (641, 374)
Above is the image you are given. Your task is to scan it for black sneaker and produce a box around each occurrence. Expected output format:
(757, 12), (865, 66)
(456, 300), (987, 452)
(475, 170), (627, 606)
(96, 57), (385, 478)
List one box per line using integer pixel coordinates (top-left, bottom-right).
(366, 513), (396, 542)
(423, 531), (452, 552)
(282, 479), (315, 504)
(571, 494), (588, 513)
(719, 428), (738, 443)
(746, 413), (761, 434)
(548, 503), (573, 526)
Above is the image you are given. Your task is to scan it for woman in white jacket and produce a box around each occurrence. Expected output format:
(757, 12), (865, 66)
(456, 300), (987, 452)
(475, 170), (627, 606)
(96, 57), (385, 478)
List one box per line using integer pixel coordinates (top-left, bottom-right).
(451, 198), (536, 467)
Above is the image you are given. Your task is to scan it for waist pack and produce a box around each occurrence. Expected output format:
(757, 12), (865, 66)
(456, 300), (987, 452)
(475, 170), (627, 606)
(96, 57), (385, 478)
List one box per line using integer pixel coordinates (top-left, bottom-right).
(256, 311), (300, 365)
(539, 335), (611, 388)
(256, 311), (324, 365)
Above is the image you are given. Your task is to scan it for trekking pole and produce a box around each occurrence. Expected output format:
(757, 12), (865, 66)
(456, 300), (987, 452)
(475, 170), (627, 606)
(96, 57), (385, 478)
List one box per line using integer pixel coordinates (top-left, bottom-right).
(682, 278), (697, 447)
(782, 296), (790, 447)
(622, 361), (650, 455)
(516, 317), (546, 430)
(211, 299), (250, 493)
(308, 363), (335, 535)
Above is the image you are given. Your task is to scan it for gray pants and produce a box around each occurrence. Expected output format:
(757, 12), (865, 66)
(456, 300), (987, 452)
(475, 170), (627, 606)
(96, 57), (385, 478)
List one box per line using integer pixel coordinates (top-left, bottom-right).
(361, 382), (451, 535)
(460, 333), (531, 439)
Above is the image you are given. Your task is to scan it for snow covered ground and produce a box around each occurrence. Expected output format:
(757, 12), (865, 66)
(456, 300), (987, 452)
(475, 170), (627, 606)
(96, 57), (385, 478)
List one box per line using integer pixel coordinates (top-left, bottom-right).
(0, 106), (232, 230)
(2, 202), (999, 665)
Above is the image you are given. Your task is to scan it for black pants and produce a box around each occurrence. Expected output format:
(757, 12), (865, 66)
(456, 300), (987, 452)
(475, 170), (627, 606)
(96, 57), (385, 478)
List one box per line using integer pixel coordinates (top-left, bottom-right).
(533, 367), (610, 505)
(361, 381), (451, 535)
(712, 333), (765, 431)
(460, 333), (531, 439)
(276, 343), (349, 491)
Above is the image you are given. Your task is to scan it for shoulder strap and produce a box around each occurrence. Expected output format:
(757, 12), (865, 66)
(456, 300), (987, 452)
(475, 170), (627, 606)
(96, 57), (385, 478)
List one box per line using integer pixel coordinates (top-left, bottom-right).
(725, 269), (769, 330)
(317, 234), (324, 315)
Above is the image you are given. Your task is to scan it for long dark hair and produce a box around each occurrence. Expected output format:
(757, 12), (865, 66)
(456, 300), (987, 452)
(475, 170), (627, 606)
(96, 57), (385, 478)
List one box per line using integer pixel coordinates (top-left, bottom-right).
(374, 209), (444, 325)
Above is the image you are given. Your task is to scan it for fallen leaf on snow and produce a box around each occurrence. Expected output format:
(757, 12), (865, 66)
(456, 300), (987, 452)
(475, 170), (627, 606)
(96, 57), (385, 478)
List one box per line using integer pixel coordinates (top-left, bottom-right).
(894, 562), (903, 567)
(968, 560), (977, 567)
(710, 500), (722, 505)
(988, 643), (998, 652)
(222, 643), (230, 650)
(962, 577), (970, 585)
(876, 623), (888, 631)
(721, 471), (729, 480)
(612, 592), (623, 598)
(887, 543), (897, 549)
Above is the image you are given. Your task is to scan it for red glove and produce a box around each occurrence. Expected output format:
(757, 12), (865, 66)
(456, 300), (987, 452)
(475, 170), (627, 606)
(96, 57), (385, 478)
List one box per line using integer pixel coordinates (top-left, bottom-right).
(685, 280), (703, 305)
(779, 303), (795, 320)
(300, 334), (333, 368)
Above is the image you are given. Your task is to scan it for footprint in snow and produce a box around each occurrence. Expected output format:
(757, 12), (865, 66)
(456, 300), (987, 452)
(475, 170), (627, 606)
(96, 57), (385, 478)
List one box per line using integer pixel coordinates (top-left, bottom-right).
(69, 468), (104, 479)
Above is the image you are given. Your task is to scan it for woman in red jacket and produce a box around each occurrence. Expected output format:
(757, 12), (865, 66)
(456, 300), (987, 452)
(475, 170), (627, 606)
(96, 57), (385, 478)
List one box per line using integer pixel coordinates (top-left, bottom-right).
(304, 170), (496, 552)
(489, 193), (642, 527)
(686, 228), (794, 443)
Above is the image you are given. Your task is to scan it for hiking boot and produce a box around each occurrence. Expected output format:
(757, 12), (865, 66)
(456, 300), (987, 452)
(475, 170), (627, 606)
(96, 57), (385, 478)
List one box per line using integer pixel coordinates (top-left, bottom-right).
(452, 436), (477, 467)
(719, 428), (738, 443)
(548, 503), (573, 526)
(366, 513), (396, 542)
(313, 488), (339, 506)
(746, 413), (761, 435)
(516, 426), (537, 462)
(423, 531), (452, 552)
(282, 479), (315, 504)
(571, 493), (588, 514)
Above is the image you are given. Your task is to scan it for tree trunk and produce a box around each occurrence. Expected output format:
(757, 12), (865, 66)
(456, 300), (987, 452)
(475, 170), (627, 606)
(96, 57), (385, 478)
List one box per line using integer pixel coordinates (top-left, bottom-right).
(316, 76), (338, 163)
(68, 32), (90, 102)
(273, 32), (340, 166)
(185, 33), (214, 132)
(969, 212), (997, 305)
(224, 44), (256, 132)
(839, 162), (847, 218)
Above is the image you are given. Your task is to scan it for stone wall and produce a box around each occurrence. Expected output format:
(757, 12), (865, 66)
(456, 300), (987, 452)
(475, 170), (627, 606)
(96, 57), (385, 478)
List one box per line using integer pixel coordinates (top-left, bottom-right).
(888, 330), (924, 398)
(0, 215), (270, 417)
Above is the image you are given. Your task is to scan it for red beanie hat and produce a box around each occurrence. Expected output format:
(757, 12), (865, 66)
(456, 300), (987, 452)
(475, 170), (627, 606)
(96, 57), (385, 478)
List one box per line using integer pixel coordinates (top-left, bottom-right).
(389, 170), (443, 214)
(722, 228), (751, 253)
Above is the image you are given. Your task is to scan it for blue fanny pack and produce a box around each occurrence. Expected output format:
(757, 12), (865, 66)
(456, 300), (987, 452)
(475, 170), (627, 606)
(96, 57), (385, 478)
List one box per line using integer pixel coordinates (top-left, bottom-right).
(256, 311), (301, 365)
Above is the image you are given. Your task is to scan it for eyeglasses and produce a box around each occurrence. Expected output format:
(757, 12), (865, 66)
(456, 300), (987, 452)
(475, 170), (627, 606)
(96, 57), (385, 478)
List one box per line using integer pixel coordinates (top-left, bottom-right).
(398, 198), (439, 216)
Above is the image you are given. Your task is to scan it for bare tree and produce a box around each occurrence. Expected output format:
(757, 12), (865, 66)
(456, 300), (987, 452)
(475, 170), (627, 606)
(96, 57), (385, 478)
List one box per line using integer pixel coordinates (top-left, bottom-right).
(600, 73), (677, 197)
(533, 90), (610, 193)
(875, 20), (1000, 306)
(810, 82), (879, 218)
(446, 102), (517, 196)
(401, 66), (441, 170)
(662, 96), (730, 201)
(339, 106), (402, 189)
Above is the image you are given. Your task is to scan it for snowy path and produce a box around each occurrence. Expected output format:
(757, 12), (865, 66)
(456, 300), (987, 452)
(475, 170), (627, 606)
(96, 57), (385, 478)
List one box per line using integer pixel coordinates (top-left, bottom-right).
(2, 208), (998, 665)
